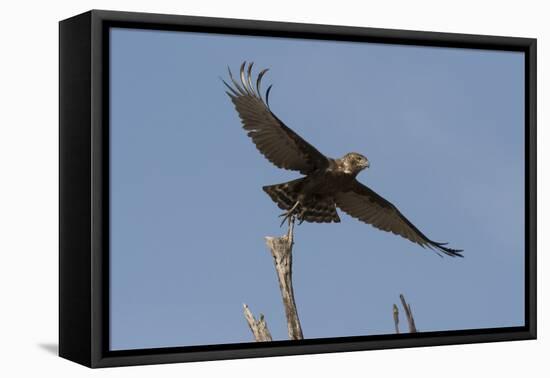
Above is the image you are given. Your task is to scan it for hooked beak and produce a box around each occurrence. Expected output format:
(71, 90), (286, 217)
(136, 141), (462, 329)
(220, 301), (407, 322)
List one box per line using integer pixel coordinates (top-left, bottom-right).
(362, 160), (370, 169)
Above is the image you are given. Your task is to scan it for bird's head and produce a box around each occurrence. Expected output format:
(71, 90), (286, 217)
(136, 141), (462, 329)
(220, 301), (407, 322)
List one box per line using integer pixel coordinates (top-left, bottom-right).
(341, 152), (370, 175)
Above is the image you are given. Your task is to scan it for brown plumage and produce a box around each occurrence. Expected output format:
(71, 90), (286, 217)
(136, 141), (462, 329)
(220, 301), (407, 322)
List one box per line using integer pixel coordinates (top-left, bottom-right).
(223, 61), (463, 257)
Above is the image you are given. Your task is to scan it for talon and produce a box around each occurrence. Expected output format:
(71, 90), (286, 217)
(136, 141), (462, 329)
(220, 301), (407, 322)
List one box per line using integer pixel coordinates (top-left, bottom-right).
(279, 201), (300, 227)
(279, 213), (291, 227)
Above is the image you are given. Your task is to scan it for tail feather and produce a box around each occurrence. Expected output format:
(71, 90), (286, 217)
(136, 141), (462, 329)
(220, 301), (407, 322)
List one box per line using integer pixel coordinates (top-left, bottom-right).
(299, 204), (340, 223)
(263, 181), (298, 211)
(263, 180), (340, 223)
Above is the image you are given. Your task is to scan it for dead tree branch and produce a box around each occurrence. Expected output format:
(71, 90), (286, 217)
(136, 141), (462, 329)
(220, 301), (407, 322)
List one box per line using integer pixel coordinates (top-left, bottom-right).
(393, 294), (417, 334)
(392, 304), (400, 334)
(243, 304), (272, 342)
(265, 217), (303, 340)
(242, 216), (303, 342)
(399, 294), (417, 333)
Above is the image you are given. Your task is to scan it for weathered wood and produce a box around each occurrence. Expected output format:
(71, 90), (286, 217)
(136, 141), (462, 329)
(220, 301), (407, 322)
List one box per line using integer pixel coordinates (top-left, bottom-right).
(392, 303), (400, 334)
(399, 294), (417, 333)
(265, 217), (303, 340)
(243, 304), (273, 342)
(242, 217), (303, 341)
(393, 294), (417, 333)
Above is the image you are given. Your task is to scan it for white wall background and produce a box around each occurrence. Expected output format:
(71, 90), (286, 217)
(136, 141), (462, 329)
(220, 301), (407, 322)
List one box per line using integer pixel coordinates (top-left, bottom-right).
(0, 0), (546, 376)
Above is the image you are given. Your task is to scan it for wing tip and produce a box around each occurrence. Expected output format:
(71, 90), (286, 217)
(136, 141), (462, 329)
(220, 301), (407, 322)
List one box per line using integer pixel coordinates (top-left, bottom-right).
(431, 241), (464, 258)
(223, 61), (272, 103)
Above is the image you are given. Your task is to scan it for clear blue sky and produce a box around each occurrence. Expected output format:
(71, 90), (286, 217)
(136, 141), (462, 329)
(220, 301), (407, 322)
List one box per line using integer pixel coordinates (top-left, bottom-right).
(109, 27), (525, 351)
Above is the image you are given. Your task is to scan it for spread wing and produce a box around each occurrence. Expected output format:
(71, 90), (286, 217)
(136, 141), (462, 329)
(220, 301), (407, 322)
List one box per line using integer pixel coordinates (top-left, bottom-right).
(223, 61), (329, 175)
(335, 180), (463, 257)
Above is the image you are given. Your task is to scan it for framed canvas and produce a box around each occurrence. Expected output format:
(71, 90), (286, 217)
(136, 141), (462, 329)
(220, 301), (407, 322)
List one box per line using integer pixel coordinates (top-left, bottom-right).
(59, 10), (536, 368)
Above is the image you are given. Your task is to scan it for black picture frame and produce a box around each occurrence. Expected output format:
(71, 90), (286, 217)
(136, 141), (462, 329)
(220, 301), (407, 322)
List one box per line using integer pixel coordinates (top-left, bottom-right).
(59, 9), (537, 368)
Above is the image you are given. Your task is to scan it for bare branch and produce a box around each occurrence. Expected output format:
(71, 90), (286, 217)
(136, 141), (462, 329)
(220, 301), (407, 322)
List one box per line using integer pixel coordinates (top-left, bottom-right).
(399, 294), (417, 333)
(242, 216), (303, 341)
(243, 304), (273, 342)
(392, 304), (400, 334)
(265, 216), (303, 340)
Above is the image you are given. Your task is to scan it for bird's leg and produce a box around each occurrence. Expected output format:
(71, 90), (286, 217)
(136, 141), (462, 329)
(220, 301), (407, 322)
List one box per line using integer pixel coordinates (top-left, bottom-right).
(279, 201), (300, 227)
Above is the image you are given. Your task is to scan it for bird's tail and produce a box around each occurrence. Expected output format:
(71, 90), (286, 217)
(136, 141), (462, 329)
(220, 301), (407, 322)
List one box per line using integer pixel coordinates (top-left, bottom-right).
(263, 179), (340, 223)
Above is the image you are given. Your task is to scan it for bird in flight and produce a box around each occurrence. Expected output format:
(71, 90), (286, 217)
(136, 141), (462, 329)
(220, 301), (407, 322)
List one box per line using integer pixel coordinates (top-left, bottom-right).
(223, 62), (463, 257)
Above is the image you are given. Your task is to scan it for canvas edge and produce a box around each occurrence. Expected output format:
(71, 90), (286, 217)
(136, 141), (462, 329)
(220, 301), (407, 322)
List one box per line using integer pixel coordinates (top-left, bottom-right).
(59, 10), (93, 367)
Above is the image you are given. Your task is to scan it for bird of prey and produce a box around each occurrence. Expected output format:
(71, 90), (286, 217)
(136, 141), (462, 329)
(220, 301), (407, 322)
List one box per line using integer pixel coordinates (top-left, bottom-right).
(223, 61), (463, 257)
